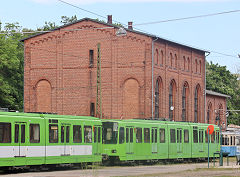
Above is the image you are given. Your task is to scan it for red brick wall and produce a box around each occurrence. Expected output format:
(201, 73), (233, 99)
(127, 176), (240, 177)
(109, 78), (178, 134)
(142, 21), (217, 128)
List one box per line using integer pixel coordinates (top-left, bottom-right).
(206, 94), (227, 130)
(153, 40), (205, 122)
(24, 19), (207, 122)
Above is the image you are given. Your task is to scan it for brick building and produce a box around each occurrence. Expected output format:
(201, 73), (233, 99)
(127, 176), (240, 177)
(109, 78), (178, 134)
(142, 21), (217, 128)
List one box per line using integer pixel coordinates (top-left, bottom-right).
(22, 16), (228, 126)
(206, 90), (230, 129)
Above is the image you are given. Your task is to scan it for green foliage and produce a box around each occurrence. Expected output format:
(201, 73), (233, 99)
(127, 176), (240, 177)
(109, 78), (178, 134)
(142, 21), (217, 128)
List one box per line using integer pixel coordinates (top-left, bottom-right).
(61, 15), (78, 25)
(0, 22), (25, 111)
(206, 61), (240, 125)
(37, 21), (58, 31)
(0, 15), (79, 111)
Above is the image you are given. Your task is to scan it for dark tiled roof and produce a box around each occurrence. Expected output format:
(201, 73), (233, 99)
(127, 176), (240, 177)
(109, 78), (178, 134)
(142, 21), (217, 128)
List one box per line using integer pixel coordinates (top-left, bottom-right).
(206, 90), (231, 98)
(21, 18), (208, 53)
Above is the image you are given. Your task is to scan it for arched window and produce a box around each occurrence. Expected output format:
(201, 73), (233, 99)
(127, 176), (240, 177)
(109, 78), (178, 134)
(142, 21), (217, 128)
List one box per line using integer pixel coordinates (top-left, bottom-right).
(155, 79), (160, 118)
(194, 85), (200, 123)
(182, 82), (189, 121)
(207, 102), (212, 124)
(175, 54), (177, 68)
(183, 56), (186, 70)
(169, 80), (176, 121)
(195, 59), (198, 73)
(170, 53), (173, 67)
(216, 104), (223, 126)
(187, 57), (190, 71)
(155, 77), (163, 119)
(155, 49), (159, 65)
(160, 50), (164, 65)
(199, 60), (202, 74)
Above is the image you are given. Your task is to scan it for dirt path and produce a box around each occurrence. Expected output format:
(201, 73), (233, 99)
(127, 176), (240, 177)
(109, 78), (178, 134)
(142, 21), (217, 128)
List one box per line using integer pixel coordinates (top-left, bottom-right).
(1, 161), (240, 177)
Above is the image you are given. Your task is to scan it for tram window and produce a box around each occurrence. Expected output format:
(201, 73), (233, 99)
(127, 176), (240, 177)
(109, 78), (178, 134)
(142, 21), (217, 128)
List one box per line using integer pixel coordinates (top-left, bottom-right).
(94, 126), (97, 143)
(66, 126), (70, 143)
(130, 128), (133, 143)
(144, 128), (150, 143)
(136, 128), (142, 143)
(193, 129), (198, 143)
(102, 122), (118, 144)
(21, 124), (25, 143)
(126, 128), (129, 143)
(225, 136), (228, 145)
(84, 126), (92, 143)
(230, 136), (233, 146)
(211, 131), (215, 143)
(159, 128), (165, 143)
(236, 138), (240, 145)
(184, 129), (189, 143)
(73, 125), (82, 143)
(61, 126), (65, 143)
(170, 129), (176, 143)
(0, 123), (11, 143)
(15, 124), (19, 143)
(222, 136), (225, 145)
(177, 129), (182, 143)
(151, 129), (154, 143)
(233, 136), (236, 146)
(119, 127), (124, 144)
(30, 124), (40, 143)
(49, 124), (58, 143)
(155, 129), (157, 143)
(98, 127), (101, 143)
(199, 130), (203, 143)
(151, 128), (157, 143)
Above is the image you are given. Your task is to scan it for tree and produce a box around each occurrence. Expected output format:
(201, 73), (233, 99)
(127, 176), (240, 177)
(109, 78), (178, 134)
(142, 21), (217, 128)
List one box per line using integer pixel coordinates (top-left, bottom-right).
(61, 15), (78, 25)
(0, 22), (25, 111)
(37, 21), (58, 31)
(0, 16), (79, 111)
(206, 61), (240, 125)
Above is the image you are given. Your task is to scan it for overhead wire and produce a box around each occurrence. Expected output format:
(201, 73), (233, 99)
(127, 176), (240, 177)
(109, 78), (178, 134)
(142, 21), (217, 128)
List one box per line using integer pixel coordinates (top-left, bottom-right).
(208, 51), (239, 59)
(57, 0), (240, 60)
(134, 9), (240, 26)
(58, 0), (156, 36)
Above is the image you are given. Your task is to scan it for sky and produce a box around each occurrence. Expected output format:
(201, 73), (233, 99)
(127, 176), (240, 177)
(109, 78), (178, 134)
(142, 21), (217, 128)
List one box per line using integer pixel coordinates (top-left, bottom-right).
(1, 0), (240, 73)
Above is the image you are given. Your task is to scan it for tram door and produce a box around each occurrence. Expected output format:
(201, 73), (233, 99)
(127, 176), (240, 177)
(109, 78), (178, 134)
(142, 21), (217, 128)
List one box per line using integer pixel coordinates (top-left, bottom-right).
(61, 124), (70, 156)
(94, 126), (102, 155)
(199, 129), (204, 153)
(14, 123), (27, 158)
(177, 129), (183, 153)
(152, 128), (158, 154)
(126, 127), (134, 155)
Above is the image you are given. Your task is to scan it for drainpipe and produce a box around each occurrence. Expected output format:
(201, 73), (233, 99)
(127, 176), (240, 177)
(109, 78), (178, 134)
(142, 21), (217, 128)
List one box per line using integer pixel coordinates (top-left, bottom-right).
(205, 51), (210, 123)
(152, 37), (158, 119)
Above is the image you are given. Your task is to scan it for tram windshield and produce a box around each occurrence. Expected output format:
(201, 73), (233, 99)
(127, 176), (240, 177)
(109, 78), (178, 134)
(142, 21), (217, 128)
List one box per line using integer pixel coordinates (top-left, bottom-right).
(102, 122), (118, 144)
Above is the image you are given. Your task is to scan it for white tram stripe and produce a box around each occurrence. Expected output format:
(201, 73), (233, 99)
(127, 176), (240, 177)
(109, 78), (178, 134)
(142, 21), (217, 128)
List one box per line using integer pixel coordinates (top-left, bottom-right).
(0, 145), (92, 158)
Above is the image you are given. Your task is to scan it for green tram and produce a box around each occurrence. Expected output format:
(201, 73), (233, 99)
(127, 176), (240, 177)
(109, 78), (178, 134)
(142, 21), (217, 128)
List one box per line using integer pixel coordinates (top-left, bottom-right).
(0, 112), (102, 168)
(102, 119), (220, 163)
(0, 112), (220, 169)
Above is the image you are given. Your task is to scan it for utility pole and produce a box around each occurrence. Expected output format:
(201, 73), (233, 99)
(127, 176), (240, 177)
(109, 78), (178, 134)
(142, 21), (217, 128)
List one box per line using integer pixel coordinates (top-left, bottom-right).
(96, 43), (102, 119)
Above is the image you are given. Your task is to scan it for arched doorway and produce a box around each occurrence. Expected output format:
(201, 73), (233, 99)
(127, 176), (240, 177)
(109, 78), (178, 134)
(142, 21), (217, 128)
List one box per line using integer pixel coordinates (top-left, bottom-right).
(36, 80), (52, 113)
(123, 79), (139, 119)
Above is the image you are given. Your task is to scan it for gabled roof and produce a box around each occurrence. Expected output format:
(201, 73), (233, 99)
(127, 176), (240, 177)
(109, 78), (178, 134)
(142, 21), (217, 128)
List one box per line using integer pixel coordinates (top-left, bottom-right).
(21, 17), (208, 53)
(206, 90), (231, 98)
